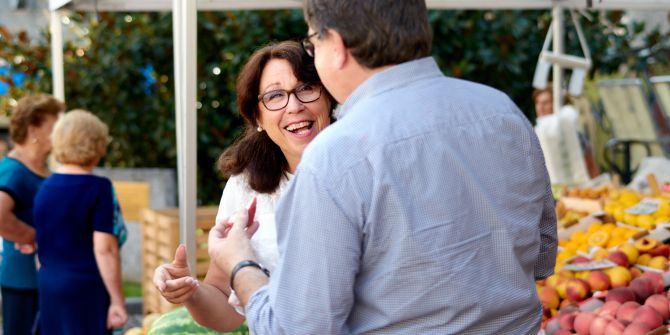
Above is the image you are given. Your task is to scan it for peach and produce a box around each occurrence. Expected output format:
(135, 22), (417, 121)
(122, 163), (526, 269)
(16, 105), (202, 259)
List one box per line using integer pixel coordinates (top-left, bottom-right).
(556, 280), (569, 299)
(643, 294), (670, 320)
(539, 286), (561, 309)
(629, 267), (642, 279)
(558, 311), (577, 331)
(632, 305), (663, 329)
(615, 301), (640, 325)
(607, 266), (632, 288)
(619, 243), (639, 264)
(546, 274), (564, 288)
(587, 270), (610, 292)
(635, 237), (659, 252)
(589, 315), (612, 335)
(579, 297), (604, 312)
(647, 256), (668, 270)
(574, 311), (597, 335)
(566, 278), (591, 302)
(560, 299), (575, 309)
(553, 330), (572, 335)
(622, 322), (653, 335)
(648, 244), (670, 257)
(640, 272), (665, 294)
(636, 254), (652, 266)
(545, 317), (561, 334)
(599, 300), (622, 318)
(608, 251), (630, 267)
(606, 287), (636, 304)
(604, 319), (626, 335)
(629, 277), (655, 303)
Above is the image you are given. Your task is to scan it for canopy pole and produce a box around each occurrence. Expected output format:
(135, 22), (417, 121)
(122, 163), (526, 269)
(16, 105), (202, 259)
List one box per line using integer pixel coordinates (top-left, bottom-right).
(552, 5), (564, 112)
(172, 0), (197, 275)
(50, 10), (65, 101)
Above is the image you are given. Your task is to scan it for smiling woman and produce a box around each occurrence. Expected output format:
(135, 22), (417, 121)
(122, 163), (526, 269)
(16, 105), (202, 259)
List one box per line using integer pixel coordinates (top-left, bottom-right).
(152, 40), (336, 333)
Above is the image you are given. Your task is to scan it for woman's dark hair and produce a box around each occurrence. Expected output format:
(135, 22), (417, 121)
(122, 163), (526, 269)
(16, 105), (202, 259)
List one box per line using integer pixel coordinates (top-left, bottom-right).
(10, 94), (65, 145)
(218, 40), (335, 194)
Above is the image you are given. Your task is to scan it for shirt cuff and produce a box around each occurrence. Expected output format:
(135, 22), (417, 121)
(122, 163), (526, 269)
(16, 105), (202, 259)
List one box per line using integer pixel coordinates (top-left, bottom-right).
(245, 285), (270, 332)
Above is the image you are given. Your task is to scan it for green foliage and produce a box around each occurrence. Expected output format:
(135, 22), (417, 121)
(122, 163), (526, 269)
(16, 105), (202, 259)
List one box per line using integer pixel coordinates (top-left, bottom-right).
(0, 26), (52, 114)
(1, 10), (668, 203)
(123, 281), (142, 298)
(148, 307), (248, 335)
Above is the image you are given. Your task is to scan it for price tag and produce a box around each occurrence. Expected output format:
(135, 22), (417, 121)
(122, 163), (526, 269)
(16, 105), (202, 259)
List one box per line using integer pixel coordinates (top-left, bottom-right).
(563, 259), (617, 271)
(625, 198), (660, 215)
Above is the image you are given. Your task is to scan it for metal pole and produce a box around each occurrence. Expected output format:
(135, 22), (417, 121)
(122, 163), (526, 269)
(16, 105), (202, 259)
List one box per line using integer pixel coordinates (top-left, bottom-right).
(50, 10), (65, 101)
(552, 5), (564, 113)
(172, 0), (197, 275)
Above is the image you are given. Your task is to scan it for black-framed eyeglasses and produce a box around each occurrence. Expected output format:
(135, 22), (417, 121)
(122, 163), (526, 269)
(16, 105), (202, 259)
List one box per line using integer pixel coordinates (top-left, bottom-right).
(258, 83), (323, 111)
(302, 32), (318, 57)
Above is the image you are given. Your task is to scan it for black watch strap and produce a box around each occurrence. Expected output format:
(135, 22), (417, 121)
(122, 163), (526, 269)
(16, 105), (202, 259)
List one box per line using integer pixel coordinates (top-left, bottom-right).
(230, 260), (270, 291)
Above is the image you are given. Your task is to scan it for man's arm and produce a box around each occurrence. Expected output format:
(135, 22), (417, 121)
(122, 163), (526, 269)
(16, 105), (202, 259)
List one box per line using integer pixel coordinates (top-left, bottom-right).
(244, 168), (362, 334)
(0, 191), (35, 244)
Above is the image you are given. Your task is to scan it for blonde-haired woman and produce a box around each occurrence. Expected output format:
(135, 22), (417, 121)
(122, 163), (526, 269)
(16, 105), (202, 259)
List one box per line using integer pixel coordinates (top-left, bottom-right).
(33, 110), (127, 334)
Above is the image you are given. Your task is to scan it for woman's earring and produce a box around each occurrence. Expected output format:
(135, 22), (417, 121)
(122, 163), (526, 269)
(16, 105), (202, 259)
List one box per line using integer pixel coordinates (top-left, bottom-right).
(257, 126), (263, 132)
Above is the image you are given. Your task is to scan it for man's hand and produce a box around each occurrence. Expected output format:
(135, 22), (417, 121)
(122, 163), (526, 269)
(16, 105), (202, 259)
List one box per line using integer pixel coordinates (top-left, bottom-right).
(208, 209), (259, 276)
(153, 244), (200, 303)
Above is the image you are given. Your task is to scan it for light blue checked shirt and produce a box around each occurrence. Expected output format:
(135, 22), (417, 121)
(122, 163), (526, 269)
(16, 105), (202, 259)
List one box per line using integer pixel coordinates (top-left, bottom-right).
(246, 57), (557, 334)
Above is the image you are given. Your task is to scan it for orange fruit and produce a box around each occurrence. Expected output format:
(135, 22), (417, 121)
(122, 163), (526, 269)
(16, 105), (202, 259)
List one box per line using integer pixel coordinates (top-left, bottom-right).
(587, 231), (609, 247)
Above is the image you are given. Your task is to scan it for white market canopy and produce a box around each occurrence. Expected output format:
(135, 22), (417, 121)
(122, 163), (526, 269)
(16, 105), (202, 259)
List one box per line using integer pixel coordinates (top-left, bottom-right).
(48, 0), (670, 273)
(48, 0), (670, 11)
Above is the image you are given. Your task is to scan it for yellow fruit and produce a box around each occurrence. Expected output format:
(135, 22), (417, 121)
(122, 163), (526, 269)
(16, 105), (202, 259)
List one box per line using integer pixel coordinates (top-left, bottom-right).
(601, 223), (616, 233)
(592, 248), (610, 261)
(618, 243), (639, 264)
(655, 216), (670, 224)
(637, 253), (652, 266)
(648, 256), (668, 270)
(588, 231), (610, 247)
(607, 237), (625, 249)
(623, 213), (638, 226)
(558, 239), (569, 247)
(637, 215), (655, 229)
(570, 231), (586, 242)
(613, 208), (626, 222)
(587, 223), (603, 233)
(657, 201), (670, 217)
(577, 244), (590, 253)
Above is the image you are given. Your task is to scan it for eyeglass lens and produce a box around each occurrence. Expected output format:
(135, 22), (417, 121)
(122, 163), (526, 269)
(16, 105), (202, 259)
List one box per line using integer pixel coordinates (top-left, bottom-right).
(261, 83), (322, 111)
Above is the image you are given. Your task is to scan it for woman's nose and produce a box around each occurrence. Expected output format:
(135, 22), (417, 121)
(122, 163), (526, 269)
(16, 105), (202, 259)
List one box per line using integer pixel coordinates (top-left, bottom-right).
(285, 93), (304, 113)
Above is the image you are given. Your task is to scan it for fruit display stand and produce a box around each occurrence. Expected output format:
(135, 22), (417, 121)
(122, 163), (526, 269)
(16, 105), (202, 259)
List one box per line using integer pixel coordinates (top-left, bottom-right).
(541, 176), (670, 334)
(141, 207), (218, 315)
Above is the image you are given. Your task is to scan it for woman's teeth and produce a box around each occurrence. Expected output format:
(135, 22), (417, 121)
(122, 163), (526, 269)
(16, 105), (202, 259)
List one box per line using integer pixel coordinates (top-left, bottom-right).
(285, 121), (314, 133)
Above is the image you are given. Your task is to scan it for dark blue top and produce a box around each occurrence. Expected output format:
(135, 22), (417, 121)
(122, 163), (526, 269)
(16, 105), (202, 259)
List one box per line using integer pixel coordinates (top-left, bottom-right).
(34, 173), (117, 334)
(0, 157), (43, 289)
(33, 174), (114, 274)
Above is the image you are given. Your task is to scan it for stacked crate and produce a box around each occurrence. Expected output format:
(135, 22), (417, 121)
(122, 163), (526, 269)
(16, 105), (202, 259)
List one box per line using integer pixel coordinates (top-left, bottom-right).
(141, 207), (218, 315)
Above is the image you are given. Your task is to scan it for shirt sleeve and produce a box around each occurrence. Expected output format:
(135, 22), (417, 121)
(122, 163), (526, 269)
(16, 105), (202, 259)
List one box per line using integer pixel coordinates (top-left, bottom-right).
(246, 167), (361, 335)
(92, 178), (115, 234)
(534, 169), (558, 280)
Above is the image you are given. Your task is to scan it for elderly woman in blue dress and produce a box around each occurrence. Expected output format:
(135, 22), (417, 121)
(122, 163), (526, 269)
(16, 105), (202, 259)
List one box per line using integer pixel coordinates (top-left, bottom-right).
(33, 110), (127, 334)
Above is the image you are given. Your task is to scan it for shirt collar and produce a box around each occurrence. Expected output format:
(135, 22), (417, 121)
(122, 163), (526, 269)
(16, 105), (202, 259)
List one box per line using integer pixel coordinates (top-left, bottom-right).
(337, 57), (442, 119)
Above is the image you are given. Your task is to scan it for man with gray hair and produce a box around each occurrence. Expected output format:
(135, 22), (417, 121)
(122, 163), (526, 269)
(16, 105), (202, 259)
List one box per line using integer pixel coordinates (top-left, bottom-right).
(209, 1), (557, 334)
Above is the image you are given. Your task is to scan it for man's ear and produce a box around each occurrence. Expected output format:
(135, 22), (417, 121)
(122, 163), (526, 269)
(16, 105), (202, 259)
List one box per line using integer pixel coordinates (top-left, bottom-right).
(326, 29), (349, 70)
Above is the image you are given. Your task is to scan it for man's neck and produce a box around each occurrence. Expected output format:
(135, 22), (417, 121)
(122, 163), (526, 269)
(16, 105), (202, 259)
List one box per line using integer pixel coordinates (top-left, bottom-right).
(339, 64), (394, 103)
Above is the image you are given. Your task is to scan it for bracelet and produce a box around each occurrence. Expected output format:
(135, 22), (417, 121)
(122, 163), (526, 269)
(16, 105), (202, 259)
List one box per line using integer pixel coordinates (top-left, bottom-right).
(229, 260), (270, 291)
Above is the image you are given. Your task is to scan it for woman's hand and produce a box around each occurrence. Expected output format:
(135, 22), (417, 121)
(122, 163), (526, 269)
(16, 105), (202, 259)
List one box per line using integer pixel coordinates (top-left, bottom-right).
(107, 302), (128, 329)
(153, 244), (200, 304)
(14, 242), (36, 254)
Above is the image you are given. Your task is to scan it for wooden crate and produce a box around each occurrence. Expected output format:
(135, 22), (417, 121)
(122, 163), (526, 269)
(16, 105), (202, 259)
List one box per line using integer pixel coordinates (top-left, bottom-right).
(141, 207), (218, 315)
